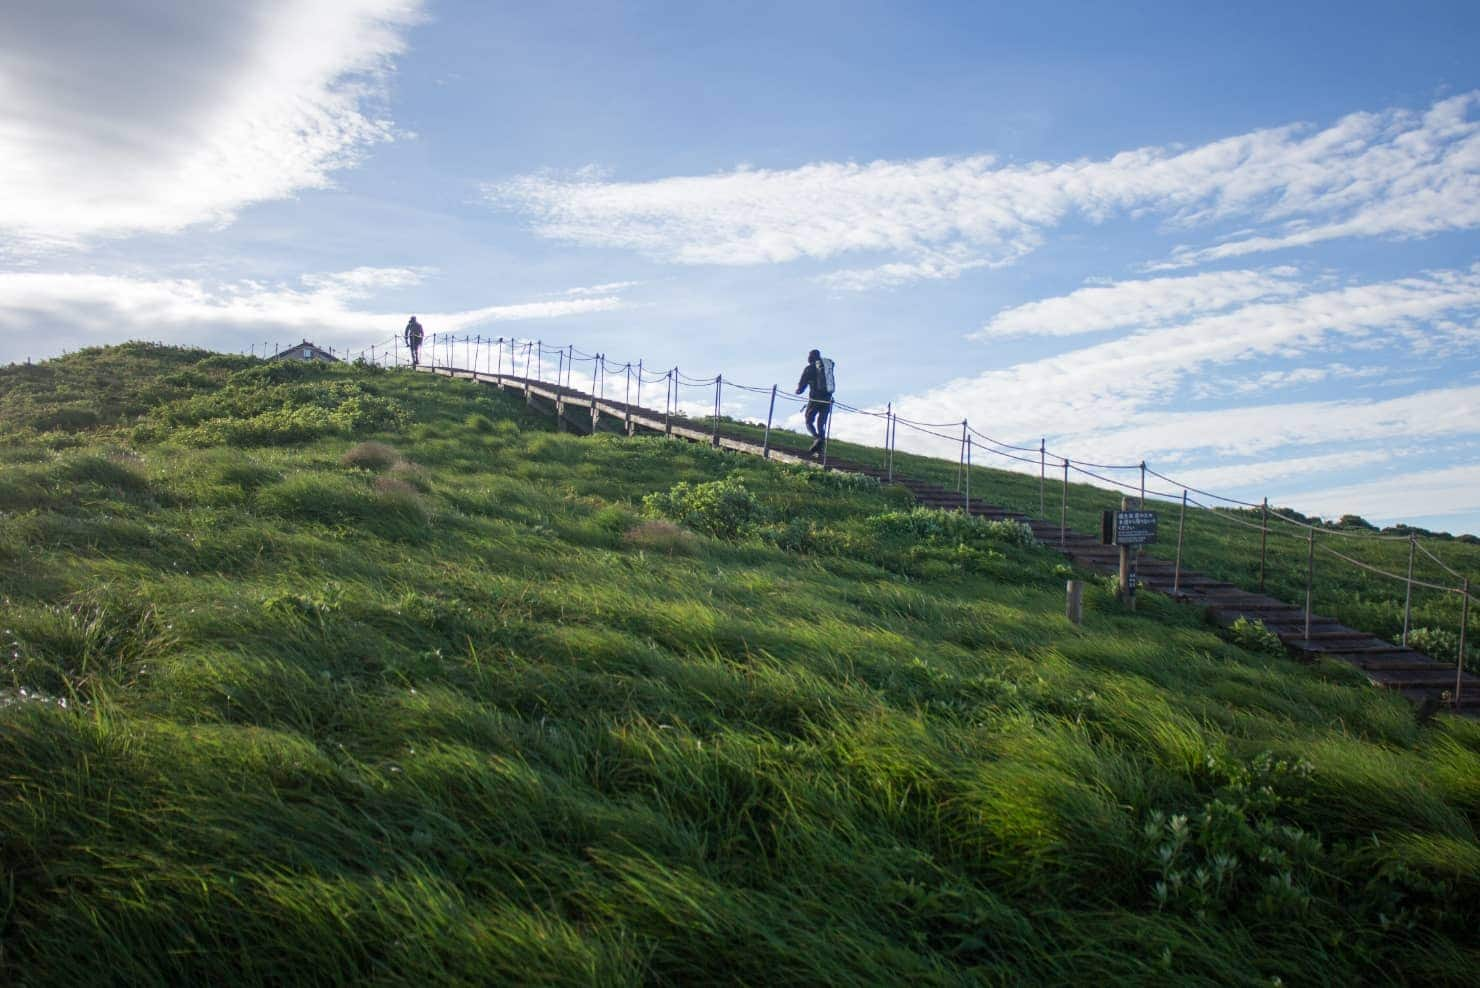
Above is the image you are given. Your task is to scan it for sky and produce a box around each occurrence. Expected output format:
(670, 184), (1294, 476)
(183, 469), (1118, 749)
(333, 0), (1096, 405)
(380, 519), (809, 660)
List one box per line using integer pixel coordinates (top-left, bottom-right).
(3, 1), (1480, 532)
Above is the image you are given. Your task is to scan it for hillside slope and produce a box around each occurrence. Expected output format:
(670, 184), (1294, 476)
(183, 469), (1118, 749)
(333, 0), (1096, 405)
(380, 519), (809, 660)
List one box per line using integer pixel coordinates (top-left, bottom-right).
(2, 344), (1478, 985)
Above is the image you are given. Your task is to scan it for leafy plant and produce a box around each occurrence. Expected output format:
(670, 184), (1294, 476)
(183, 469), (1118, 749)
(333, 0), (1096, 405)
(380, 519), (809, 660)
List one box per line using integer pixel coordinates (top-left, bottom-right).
(1227, 616), (1284, 655)
(642, 478), (762, 539)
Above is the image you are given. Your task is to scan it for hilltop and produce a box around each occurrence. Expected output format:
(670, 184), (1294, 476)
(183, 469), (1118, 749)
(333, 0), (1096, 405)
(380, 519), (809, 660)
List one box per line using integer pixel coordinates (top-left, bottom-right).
(1, 344), (1477, 985)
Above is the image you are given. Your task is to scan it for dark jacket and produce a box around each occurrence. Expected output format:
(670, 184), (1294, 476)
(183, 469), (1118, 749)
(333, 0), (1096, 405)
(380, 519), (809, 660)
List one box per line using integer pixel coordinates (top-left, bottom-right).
(404, 318), (424, 343)
(796, 359), (831, 400)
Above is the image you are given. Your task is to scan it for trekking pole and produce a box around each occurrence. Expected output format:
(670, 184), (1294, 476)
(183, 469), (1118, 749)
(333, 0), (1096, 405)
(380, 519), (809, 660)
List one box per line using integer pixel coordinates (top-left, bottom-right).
(763, 385), (776, 459)
(1402, 534), (1417, 646)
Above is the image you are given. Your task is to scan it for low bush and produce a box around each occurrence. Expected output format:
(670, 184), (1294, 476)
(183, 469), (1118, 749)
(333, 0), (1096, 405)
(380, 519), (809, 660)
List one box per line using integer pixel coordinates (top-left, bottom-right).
(1406, 626), (1475, 672)
(642, 478), (762, 540)
(1227, 616), (1284, 655)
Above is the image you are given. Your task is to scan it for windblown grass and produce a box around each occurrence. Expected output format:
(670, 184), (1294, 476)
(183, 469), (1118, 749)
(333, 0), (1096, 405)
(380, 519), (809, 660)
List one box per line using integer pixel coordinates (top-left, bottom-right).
(0, 344), (1477, 984)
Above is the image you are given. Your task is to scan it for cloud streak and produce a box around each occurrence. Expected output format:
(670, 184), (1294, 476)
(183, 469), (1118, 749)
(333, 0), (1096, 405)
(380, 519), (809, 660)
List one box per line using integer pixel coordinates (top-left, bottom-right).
(0, 0), (423, 254)
(489, 93), (1480, 288)
(0, 269), (623, 361)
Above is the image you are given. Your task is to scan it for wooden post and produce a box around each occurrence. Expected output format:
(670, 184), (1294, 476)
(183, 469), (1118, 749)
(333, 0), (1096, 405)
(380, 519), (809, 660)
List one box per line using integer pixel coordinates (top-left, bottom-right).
(625, 363), (633, 435)
(496, 337), (503, 378)
(393, 337), (398, 366)
(1173, 489), (1187, 595)
(1304, 528), (1315, 641)
(884, 404), (893, 482)
(1119, 496), (1136, 610)
(1066, 580), (1083, 625)
(763, 385), (776, 458)
(636, 360), (644, 413)
(1402, 535), (1417, 647)
(1455, 578), (1470, 709)
(536, 340), (542, 383)
(557, 348), (564, 393)
(1139, 461), (1146, 507)
(665, 369), (673, 436)
(1061, 458), (1069, 548)
(1259, 497), (1269, 593)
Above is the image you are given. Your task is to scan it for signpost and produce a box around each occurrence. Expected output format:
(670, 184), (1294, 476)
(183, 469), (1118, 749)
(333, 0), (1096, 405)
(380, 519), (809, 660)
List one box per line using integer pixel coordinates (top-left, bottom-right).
(1101, 502), (1158, 609)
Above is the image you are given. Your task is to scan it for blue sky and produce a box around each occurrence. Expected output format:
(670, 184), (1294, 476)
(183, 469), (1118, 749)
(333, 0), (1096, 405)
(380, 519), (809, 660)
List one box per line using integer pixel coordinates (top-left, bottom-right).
(3, 1), (1480, 531)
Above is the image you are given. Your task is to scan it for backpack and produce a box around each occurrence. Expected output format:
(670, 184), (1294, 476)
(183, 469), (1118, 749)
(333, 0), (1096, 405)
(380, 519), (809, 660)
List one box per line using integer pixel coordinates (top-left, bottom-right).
(817, 357), (836, 395)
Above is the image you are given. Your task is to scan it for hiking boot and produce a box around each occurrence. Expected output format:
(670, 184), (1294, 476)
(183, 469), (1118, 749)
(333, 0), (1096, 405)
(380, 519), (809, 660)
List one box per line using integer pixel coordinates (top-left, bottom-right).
(808, 438), (823, 455)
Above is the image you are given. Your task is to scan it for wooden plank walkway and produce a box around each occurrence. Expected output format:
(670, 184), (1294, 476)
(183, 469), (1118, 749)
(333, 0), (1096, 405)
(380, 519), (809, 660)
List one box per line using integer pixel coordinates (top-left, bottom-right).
(428, 366), (1480, 715)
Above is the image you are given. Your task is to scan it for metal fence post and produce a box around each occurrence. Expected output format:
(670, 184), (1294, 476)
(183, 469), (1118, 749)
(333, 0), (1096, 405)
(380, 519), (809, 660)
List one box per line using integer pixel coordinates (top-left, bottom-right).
(1061, 458), (1069, 548)
(886, 410), (895, 483)
(1304, 529), (1315, 641)
(1402, 535), (1417, 647)
(1174, 489), (1187, 595)
(1259, 497), (1269, 593)
(821, 398), (833, 468)
(1140, 461), (1147, 508)
(496, 337), (503, 377)
(557, 348), (564, 392)
(964, 435), (972, 512)
(763, 385), (776, 458)
(625, 363), (633, 435)
(957, 420), (967, 492)
(1455, 578), (1470, 708)
(712, 375), (722, 446)
(665, 369), (673, 435)
(1039, 438), (1046, 517)
(884, 402), (891, 468)
(636, 360), (644, 411)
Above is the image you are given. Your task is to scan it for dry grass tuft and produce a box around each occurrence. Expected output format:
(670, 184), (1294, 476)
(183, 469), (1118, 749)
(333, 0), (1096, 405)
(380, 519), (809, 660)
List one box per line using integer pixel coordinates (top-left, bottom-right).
(341, 441), (403, 472)
(622, 519), (699, 556)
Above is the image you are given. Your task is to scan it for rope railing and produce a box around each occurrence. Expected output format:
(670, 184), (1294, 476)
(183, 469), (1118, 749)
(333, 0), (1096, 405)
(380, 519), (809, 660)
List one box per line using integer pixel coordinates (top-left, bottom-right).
(325, 332), (1479, 652)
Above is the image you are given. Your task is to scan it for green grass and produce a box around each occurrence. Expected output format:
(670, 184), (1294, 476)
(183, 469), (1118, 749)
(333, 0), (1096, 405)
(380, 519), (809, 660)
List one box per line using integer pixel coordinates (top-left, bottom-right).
(1, 344), (1477, 985)
(697, 411), (1480, 670)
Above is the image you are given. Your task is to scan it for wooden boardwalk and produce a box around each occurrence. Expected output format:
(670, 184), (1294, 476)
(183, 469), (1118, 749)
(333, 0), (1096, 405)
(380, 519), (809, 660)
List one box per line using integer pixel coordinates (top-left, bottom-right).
(427, 366), (1480, 715)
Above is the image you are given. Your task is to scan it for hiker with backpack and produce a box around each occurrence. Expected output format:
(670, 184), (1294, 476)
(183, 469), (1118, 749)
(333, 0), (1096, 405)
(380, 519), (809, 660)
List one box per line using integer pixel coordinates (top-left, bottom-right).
(795, 349), (835, 456)
(404, 316), (425, 367)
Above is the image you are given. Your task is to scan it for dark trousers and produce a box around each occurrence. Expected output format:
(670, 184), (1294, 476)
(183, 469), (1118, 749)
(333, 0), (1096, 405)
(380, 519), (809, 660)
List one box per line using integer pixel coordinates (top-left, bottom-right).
(805, 399), (831, 439)
(408, 338), (422, 365)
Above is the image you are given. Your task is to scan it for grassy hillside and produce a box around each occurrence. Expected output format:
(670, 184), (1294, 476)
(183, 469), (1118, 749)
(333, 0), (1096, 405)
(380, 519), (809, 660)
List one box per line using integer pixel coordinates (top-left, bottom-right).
(708, 414), (1480, 672)
(2, 344), (1478, 985)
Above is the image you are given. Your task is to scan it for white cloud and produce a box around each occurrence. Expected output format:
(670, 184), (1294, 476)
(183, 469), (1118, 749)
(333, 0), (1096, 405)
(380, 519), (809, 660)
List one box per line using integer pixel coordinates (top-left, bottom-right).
(885, 264), (1480, 451)
(488, 93), (1480, 289)
(0, 269), (623, 361)
(1288, 463), (1480, 526)
(975, 267), (1303, 339)
(1166, 450), (1396, 493)
(0, 0), (423, 253)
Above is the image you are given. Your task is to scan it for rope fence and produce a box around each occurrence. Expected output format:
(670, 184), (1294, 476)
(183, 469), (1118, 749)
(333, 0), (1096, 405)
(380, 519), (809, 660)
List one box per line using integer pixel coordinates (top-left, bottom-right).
(245, 330), (1479, 695)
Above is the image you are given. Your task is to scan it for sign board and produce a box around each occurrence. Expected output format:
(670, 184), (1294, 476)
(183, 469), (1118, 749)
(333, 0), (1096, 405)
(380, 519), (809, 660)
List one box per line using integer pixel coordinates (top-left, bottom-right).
(1114, 510), (1158, 545)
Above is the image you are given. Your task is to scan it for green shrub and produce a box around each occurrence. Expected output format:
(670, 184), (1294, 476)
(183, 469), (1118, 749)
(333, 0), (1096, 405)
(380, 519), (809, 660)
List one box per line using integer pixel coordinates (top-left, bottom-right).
(1228, 616), (1284, 655)
(465, 413), (495, 433)
(642, 478), (762, 540)
(1406, 627), (1475, 672)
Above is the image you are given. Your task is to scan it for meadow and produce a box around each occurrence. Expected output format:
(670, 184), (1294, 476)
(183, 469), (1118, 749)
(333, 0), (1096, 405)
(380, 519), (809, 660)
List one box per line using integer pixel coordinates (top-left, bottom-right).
(1, 344), (1477, 985)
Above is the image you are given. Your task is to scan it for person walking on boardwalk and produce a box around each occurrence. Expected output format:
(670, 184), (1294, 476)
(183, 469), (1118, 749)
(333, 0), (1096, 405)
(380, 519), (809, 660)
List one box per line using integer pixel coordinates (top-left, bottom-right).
(404, 316), (425, 366)
(795, 348), (835, 456)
